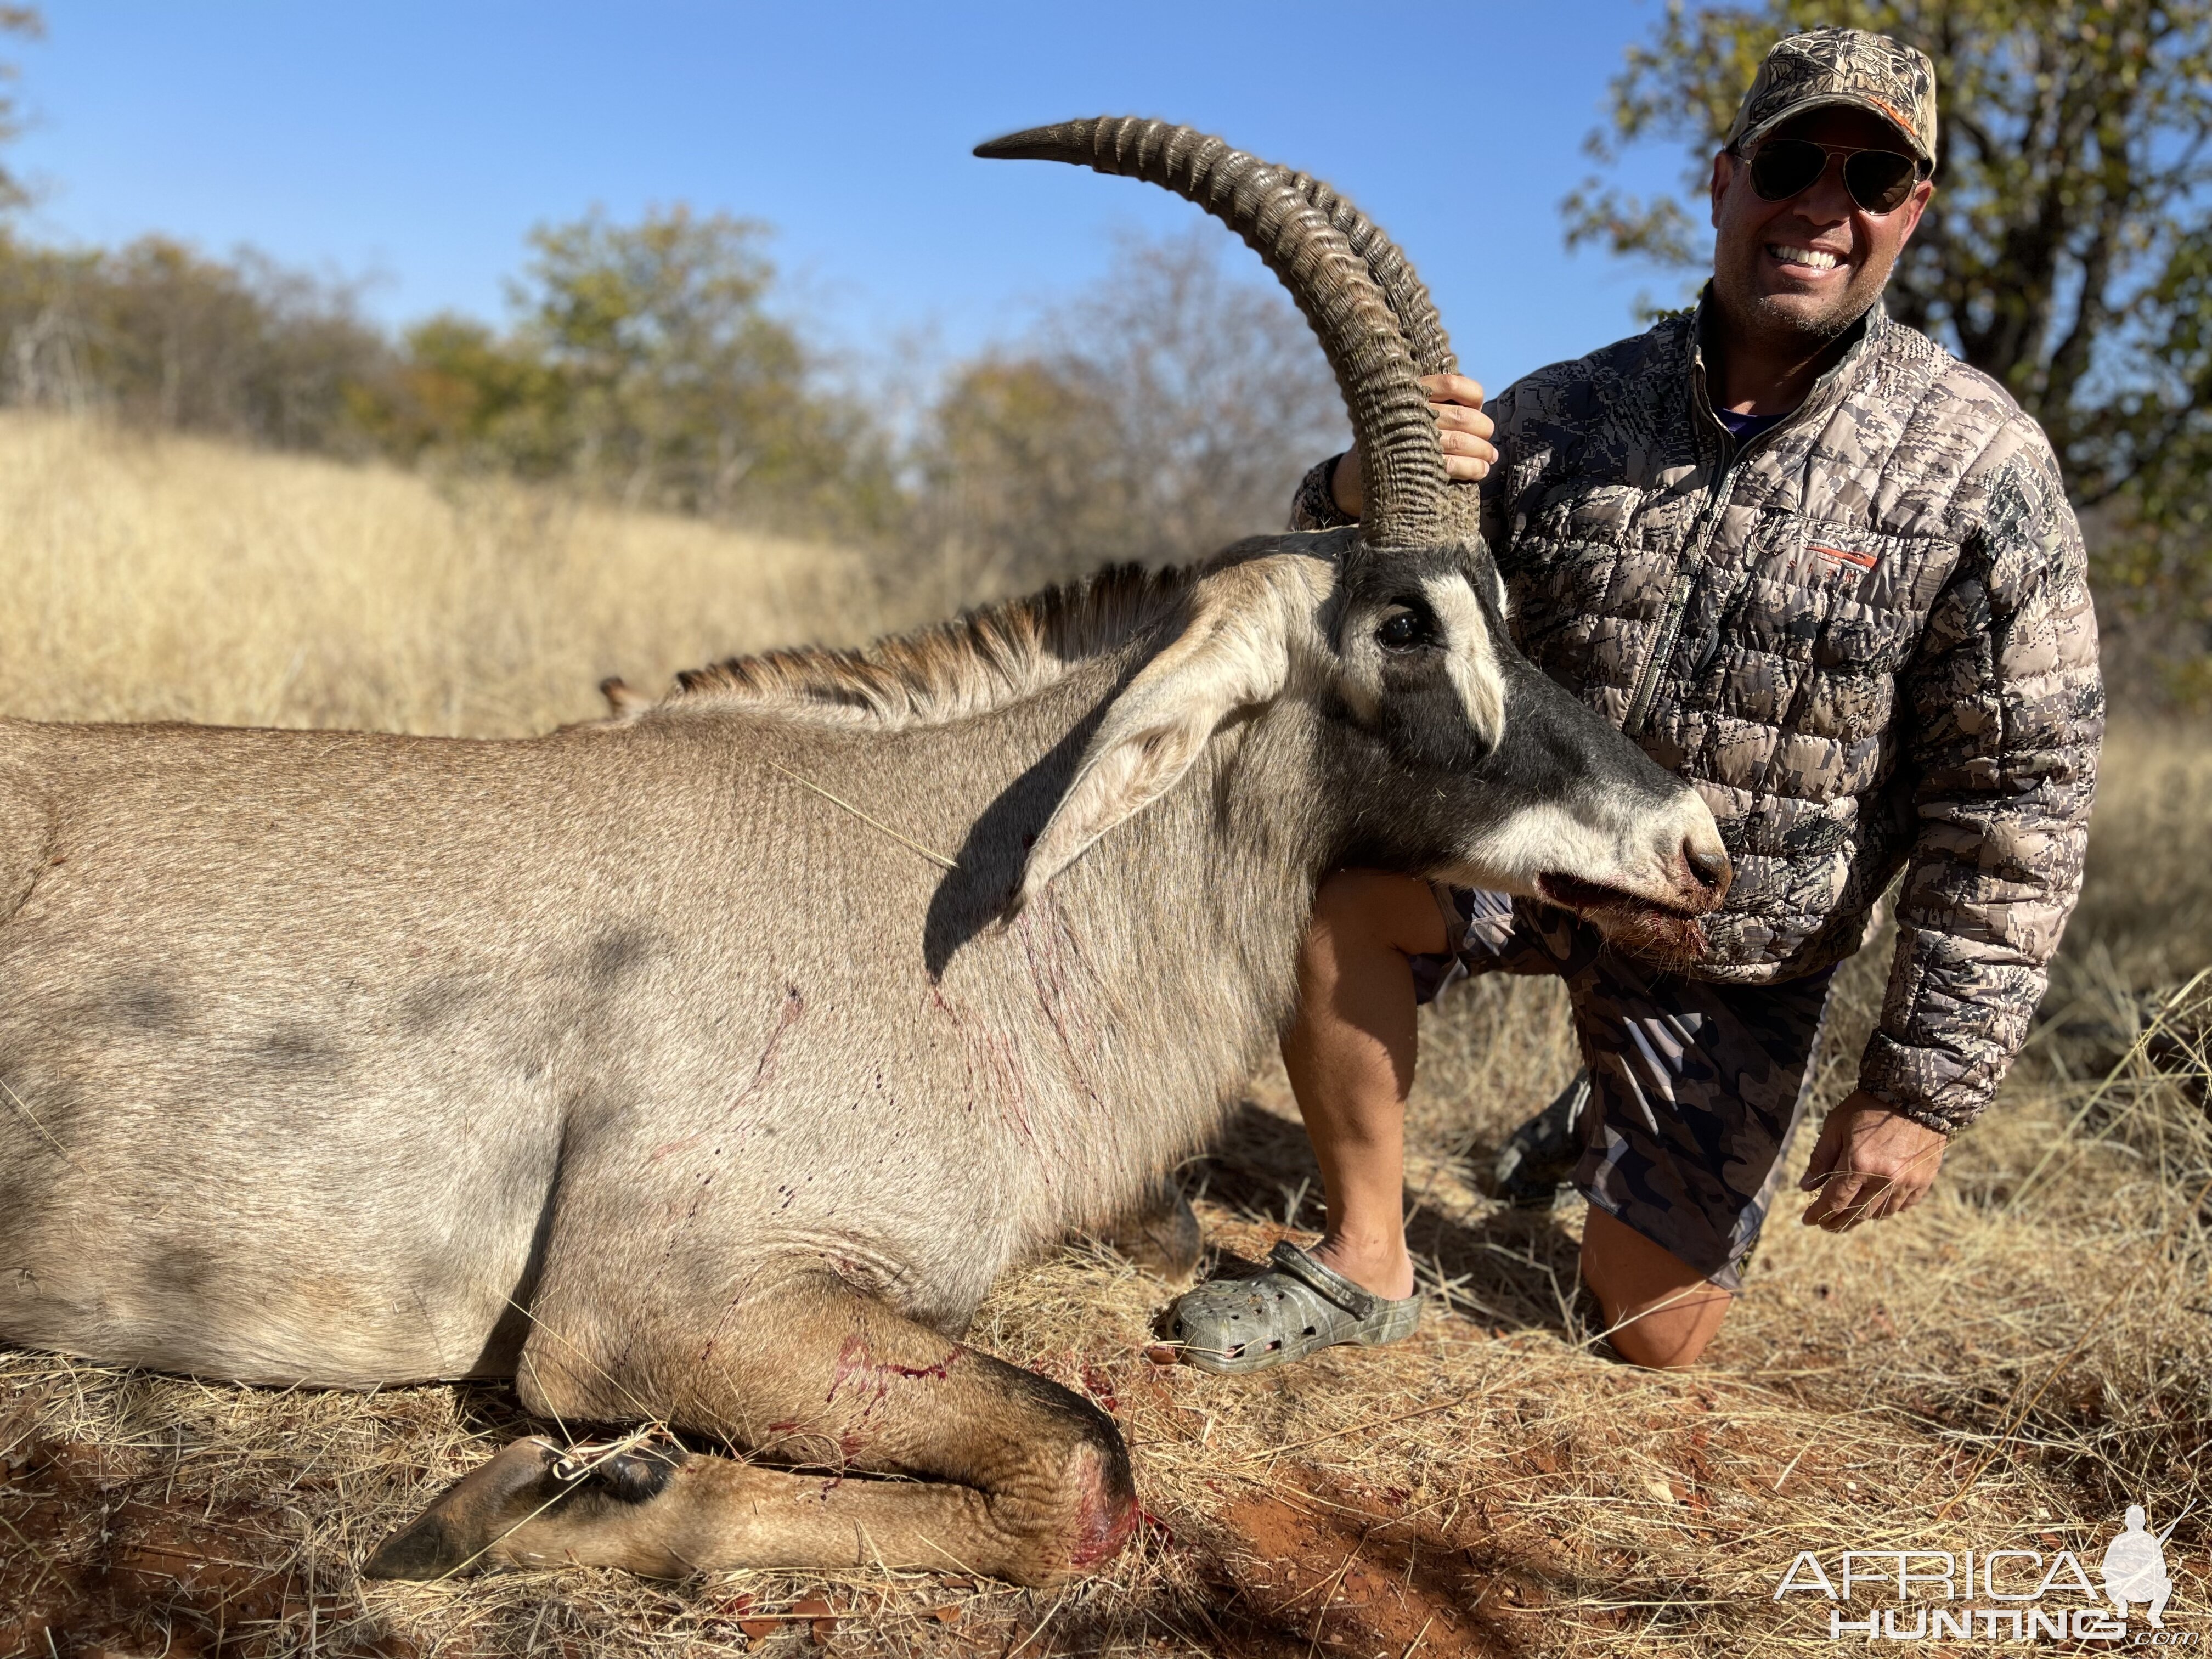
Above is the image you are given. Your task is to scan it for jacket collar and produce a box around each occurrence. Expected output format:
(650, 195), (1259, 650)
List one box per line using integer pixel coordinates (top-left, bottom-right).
(1682, 284), (1887, 454)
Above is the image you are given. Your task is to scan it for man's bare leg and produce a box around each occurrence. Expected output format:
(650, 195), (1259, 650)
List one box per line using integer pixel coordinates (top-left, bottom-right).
(1280, 870), (1448, 1301)
(1287, 871), (1737, 1364)
(1579, 1208), (1733, 1367)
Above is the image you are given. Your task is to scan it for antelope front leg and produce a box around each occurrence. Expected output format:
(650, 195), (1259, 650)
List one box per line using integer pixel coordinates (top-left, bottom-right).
(363, 1432), (1011, 1582)
(365, 1278), (1138, 1587)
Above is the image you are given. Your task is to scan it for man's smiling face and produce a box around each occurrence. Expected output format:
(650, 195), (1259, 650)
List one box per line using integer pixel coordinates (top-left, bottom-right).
(1708, 105), (1934, 350)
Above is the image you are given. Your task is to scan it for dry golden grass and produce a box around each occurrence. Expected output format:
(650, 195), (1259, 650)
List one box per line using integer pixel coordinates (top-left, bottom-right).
(0, 411), (935, 736)
(2, 415), (2208, 1656)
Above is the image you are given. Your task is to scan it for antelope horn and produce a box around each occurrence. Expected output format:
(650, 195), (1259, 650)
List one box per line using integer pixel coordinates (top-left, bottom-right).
(1284, 171), (1453, 376)
(1280, 169), (1485, 541)
(975, 116), (1448, 551)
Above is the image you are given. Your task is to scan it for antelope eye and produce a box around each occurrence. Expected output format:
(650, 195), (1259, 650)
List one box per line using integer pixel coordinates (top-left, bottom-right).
(1375, 601), (1438, 652)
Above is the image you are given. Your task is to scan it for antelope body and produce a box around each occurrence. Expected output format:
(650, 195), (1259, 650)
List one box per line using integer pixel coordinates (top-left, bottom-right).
(0, 121), (1726, 1586)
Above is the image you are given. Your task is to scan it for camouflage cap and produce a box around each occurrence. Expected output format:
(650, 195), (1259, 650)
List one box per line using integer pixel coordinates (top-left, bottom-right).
(1724, 27), (1937, 168)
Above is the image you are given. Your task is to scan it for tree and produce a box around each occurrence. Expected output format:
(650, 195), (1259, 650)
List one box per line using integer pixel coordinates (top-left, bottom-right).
(359, 313), (566, 473)
(100, 238), (386, 449)
(923, 356), (1131, 592)
(506, 206), (889, 528)
(1565, 2), (2212, 700)
(917, 229), (1346, 591)
(353, 207), (898, 536)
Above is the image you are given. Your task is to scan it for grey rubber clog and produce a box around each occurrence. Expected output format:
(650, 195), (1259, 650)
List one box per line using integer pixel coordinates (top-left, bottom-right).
(1164, 1240), (1422, 1374)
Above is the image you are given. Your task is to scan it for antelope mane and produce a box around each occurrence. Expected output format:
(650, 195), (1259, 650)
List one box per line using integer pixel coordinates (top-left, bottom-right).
(647, 563), (1200, 731)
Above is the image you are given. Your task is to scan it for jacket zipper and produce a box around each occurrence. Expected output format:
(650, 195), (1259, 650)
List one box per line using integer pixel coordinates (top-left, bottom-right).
(1621, 297), (1876, 738)
(1626, 455), (1739, 736)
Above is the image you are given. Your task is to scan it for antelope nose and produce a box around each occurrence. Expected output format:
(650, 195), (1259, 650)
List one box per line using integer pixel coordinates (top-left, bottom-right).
(1685, 838), (1731, 896)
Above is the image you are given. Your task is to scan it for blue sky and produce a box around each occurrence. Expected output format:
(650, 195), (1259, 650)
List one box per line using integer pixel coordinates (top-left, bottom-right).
(12, 2), (1708, 393)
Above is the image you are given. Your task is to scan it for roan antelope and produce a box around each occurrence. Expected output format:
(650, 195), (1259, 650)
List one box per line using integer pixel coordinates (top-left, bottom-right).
(0, 119), (1728, 1586)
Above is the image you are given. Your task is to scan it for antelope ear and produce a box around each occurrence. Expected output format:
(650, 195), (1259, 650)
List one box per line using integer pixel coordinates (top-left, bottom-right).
(1017, 582), (1297, 906)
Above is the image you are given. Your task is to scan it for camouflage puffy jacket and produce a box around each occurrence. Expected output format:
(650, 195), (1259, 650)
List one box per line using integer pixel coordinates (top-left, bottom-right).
(1293, 295), (2104, 1132)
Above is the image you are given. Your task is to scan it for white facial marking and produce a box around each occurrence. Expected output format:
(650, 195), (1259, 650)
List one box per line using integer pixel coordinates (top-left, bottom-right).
(1335, 608), (1384, 724)
(1481, 557), (1510, 619)
(1446, 800), (1619, 897)
(1442, 790), (1720, 910)
(1423, 575), (1505, 747)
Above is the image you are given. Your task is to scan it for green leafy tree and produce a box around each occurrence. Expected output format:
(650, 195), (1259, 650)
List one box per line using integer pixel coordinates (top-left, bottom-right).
(1566, 2), (2212, 700)
(358, 314), (565, 472)
(360, 207), (896, 536)
(507, 206), (890, 529)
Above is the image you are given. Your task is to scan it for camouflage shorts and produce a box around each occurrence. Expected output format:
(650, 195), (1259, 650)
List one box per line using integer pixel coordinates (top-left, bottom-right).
(1412, 889), (1836, 1292)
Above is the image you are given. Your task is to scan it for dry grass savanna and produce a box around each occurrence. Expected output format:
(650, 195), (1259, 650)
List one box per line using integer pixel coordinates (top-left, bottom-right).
(1, 413), (2207, 1657)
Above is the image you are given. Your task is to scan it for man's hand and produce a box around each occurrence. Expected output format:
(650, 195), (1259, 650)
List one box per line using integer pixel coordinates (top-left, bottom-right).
(1330, 373), (1497, 518)
(1797, 1092), (1947, 1231)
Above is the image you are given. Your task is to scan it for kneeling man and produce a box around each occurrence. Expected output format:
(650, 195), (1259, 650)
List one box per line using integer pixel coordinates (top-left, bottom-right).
(1169, 28), (2102, 1370)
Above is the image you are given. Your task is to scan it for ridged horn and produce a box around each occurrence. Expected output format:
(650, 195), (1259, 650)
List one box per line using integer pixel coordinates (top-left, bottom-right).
(1285, 172), (1453, 376)
(975, 116), (1447, 550)
(1282, 170), (1485, 541)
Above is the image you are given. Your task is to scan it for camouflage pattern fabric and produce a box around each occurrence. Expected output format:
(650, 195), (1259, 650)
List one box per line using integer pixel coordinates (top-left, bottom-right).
(1412, 888), (1834, 1290)
(1725, 26), (1938, 166)
(1295, 292), (2104, 1133)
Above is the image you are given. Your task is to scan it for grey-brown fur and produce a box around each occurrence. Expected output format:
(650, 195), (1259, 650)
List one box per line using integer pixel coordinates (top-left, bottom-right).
(0, 566), (1280, 1384)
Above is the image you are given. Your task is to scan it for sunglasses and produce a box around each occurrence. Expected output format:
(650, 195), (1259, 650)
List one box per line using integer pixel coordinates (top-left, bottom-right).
(1743, 139), (1925, 215)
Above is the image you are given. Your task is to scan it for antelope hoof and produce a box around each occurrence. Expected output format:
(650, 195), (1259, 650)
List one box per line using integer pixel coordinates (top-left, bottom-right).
(363, 1435), (686, 1579)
